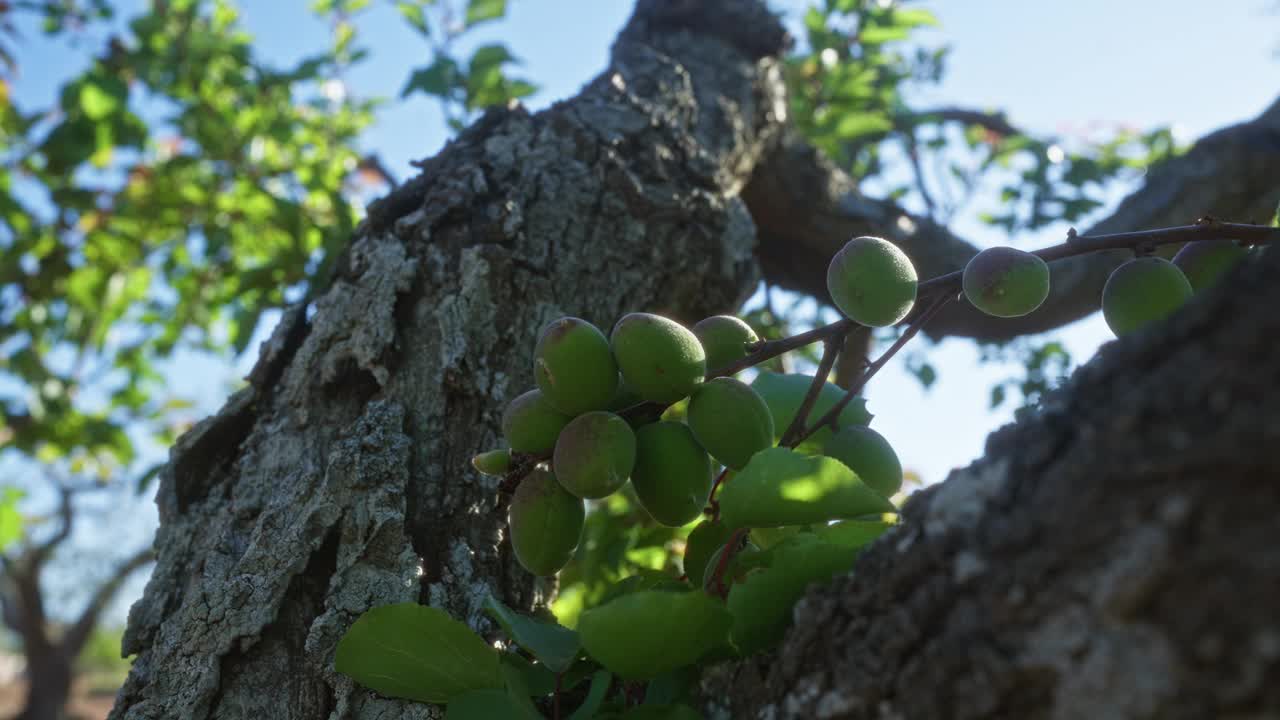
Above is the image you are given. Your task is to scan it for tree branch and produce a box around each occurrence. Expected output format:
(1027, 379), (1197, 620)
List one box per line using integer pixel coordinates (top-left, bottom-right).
(29, 485), (74, 569)
(61, 546), (155, 657)
(747, 94), (1280, 342)
(710, 244), (1280, 719)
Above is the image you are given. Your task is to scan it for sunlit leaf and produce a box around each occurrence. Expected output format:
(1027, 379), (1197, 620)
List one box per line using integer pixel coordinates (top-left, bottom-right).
(726, 535), (860, 654)
(335, 603), (502, 703)
(578, 591), (730, 679)
(465, 0), (506, 27)
(0, 488), (25, 551)
(718, 448), (895, 530)
(484, 594), (580, 673)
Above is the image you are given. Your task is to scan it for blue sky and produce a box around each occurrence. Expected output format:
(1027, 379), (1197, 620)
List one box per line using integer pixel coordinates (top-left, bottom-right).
(6, 0), (1276, 624)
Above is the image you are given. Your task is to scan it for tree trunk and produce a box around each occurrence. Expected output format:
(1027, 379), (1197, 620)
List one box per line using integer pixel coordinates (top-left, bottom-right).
(111, 1), (1280, 718)
(19, 652), (72, 720)
(706, 245), (1280, 719)
(110, 2), (788, 718)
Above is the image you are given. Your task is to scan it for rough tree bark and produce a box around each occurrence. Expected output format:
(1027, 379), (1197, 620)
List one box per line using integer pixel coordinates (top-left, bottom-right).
(110, 1), (787, 717)
(709, 245), (1280, 719)
(110, 1), (1280, 718)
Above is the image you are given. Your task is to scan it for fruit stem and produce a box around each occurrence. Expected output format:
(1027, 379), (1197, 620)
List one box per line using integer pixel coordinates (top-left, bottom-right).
(708, 528), (750, 599)
(791, 293), (953, 448)
(778, 333), (847, 447)
(704, 467), (732, 520)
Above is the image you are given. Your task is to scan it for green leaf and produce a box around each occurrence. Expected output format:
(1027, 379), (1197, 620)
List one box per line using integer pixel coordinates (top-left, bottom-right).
(497, 657), (545, 717)
(567, 670), (612, 720)
(831, 112), (893, 140)
(718, 448), (895, 530)
(0, 487), (25, 551)
(578, 591), (730, 679)
(469, 44), (517, 73)
(396, 2), (430, 36)
(750, 372), (872, 455)
(78, 77), (127, 120)
(465, 0), (506, 27)
(446, 688), (536, 720)
(499, 652), (556, 696)
(335, 602), (502, 703)
(604, 705), (704, 719)
(401, 57), (460, 98)
(727, 535), (860, 654)
(485, 594), (580, 673)
(891, 8), (940, 28)
(811, 519), (894, 549)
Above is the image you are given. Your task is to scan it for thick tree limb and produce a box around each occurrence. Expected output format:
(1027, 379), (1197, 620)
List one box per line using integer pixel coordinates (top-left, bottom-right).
(61, 546), (155, 658)
(28, 485), (74, 568)
(747, 95), (1280, 342)
(706, 246), (1280, 719)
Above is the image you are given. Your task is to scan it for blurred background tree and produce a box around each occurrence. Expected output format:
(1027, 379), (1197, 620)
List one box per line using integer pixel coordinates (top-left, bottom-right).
(0, 1), (1274, 717)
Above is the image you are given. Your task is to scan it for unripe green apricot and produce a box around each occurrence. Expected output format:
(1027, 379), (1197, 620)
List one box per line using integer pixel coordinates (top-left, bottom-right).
(683, 520), (731, 588)
(686, 377), (774, 470)
(826, 236), (918, 327)
(610, 313), (706, 403)
(823, 425), (903, 498)
(471, 448), (511, 476)
(1172, 239), (1248, 292)
(534, 317), (618, 415)
(508, 469), (585, 576)
(692, 315), (758, 373)
(552, 411), (636, 499)
(1101, 257), (1193, 337)
(631, 421), (712, 527)
(962, 246), (1051, 318)
(502, 389), (572, 454)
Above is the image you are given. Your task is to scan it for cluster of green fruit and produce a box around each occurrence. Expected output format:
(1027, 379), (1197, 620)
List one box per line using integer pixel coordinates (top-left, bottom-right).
(830, 231), (1249, 337)
(828, 235), (1053, 324)
(1100, 239), (1248, 336)
(480, 308), (904, 581)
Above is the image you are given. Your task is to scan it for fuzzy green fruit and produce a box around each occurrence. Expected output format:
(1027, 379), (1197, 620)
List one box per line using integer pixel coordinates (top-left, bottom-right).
(508, 469), (585, 576)
(962, 246), (1051, 318)
(692, 315), (758, 373)
(687, 377), (774, 470)
(683, 520), (732, 588)
(610, 313), (706, 403)
(631, 421), (712, 526)
(606, 376), (644, 412)
(552, 411), (636, 499)
(823, 425), (903, 498)
(826, 236), (918, 327)
(1172, 239), (1248, 292)
(501, 389), (572, 454)
(533, 317), (618, 415)
(471, 448), (511, 476)
(1102, 257), (1193, 337)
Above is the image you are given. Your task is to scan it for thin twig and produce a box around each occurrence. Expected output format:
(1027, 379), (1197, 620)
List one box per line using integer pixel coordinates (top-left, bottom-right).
(791, 293), (953, 448)
(707, 528), (749, 599)
(704, 467), (732, 520)
(778, 332), (846, 447)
